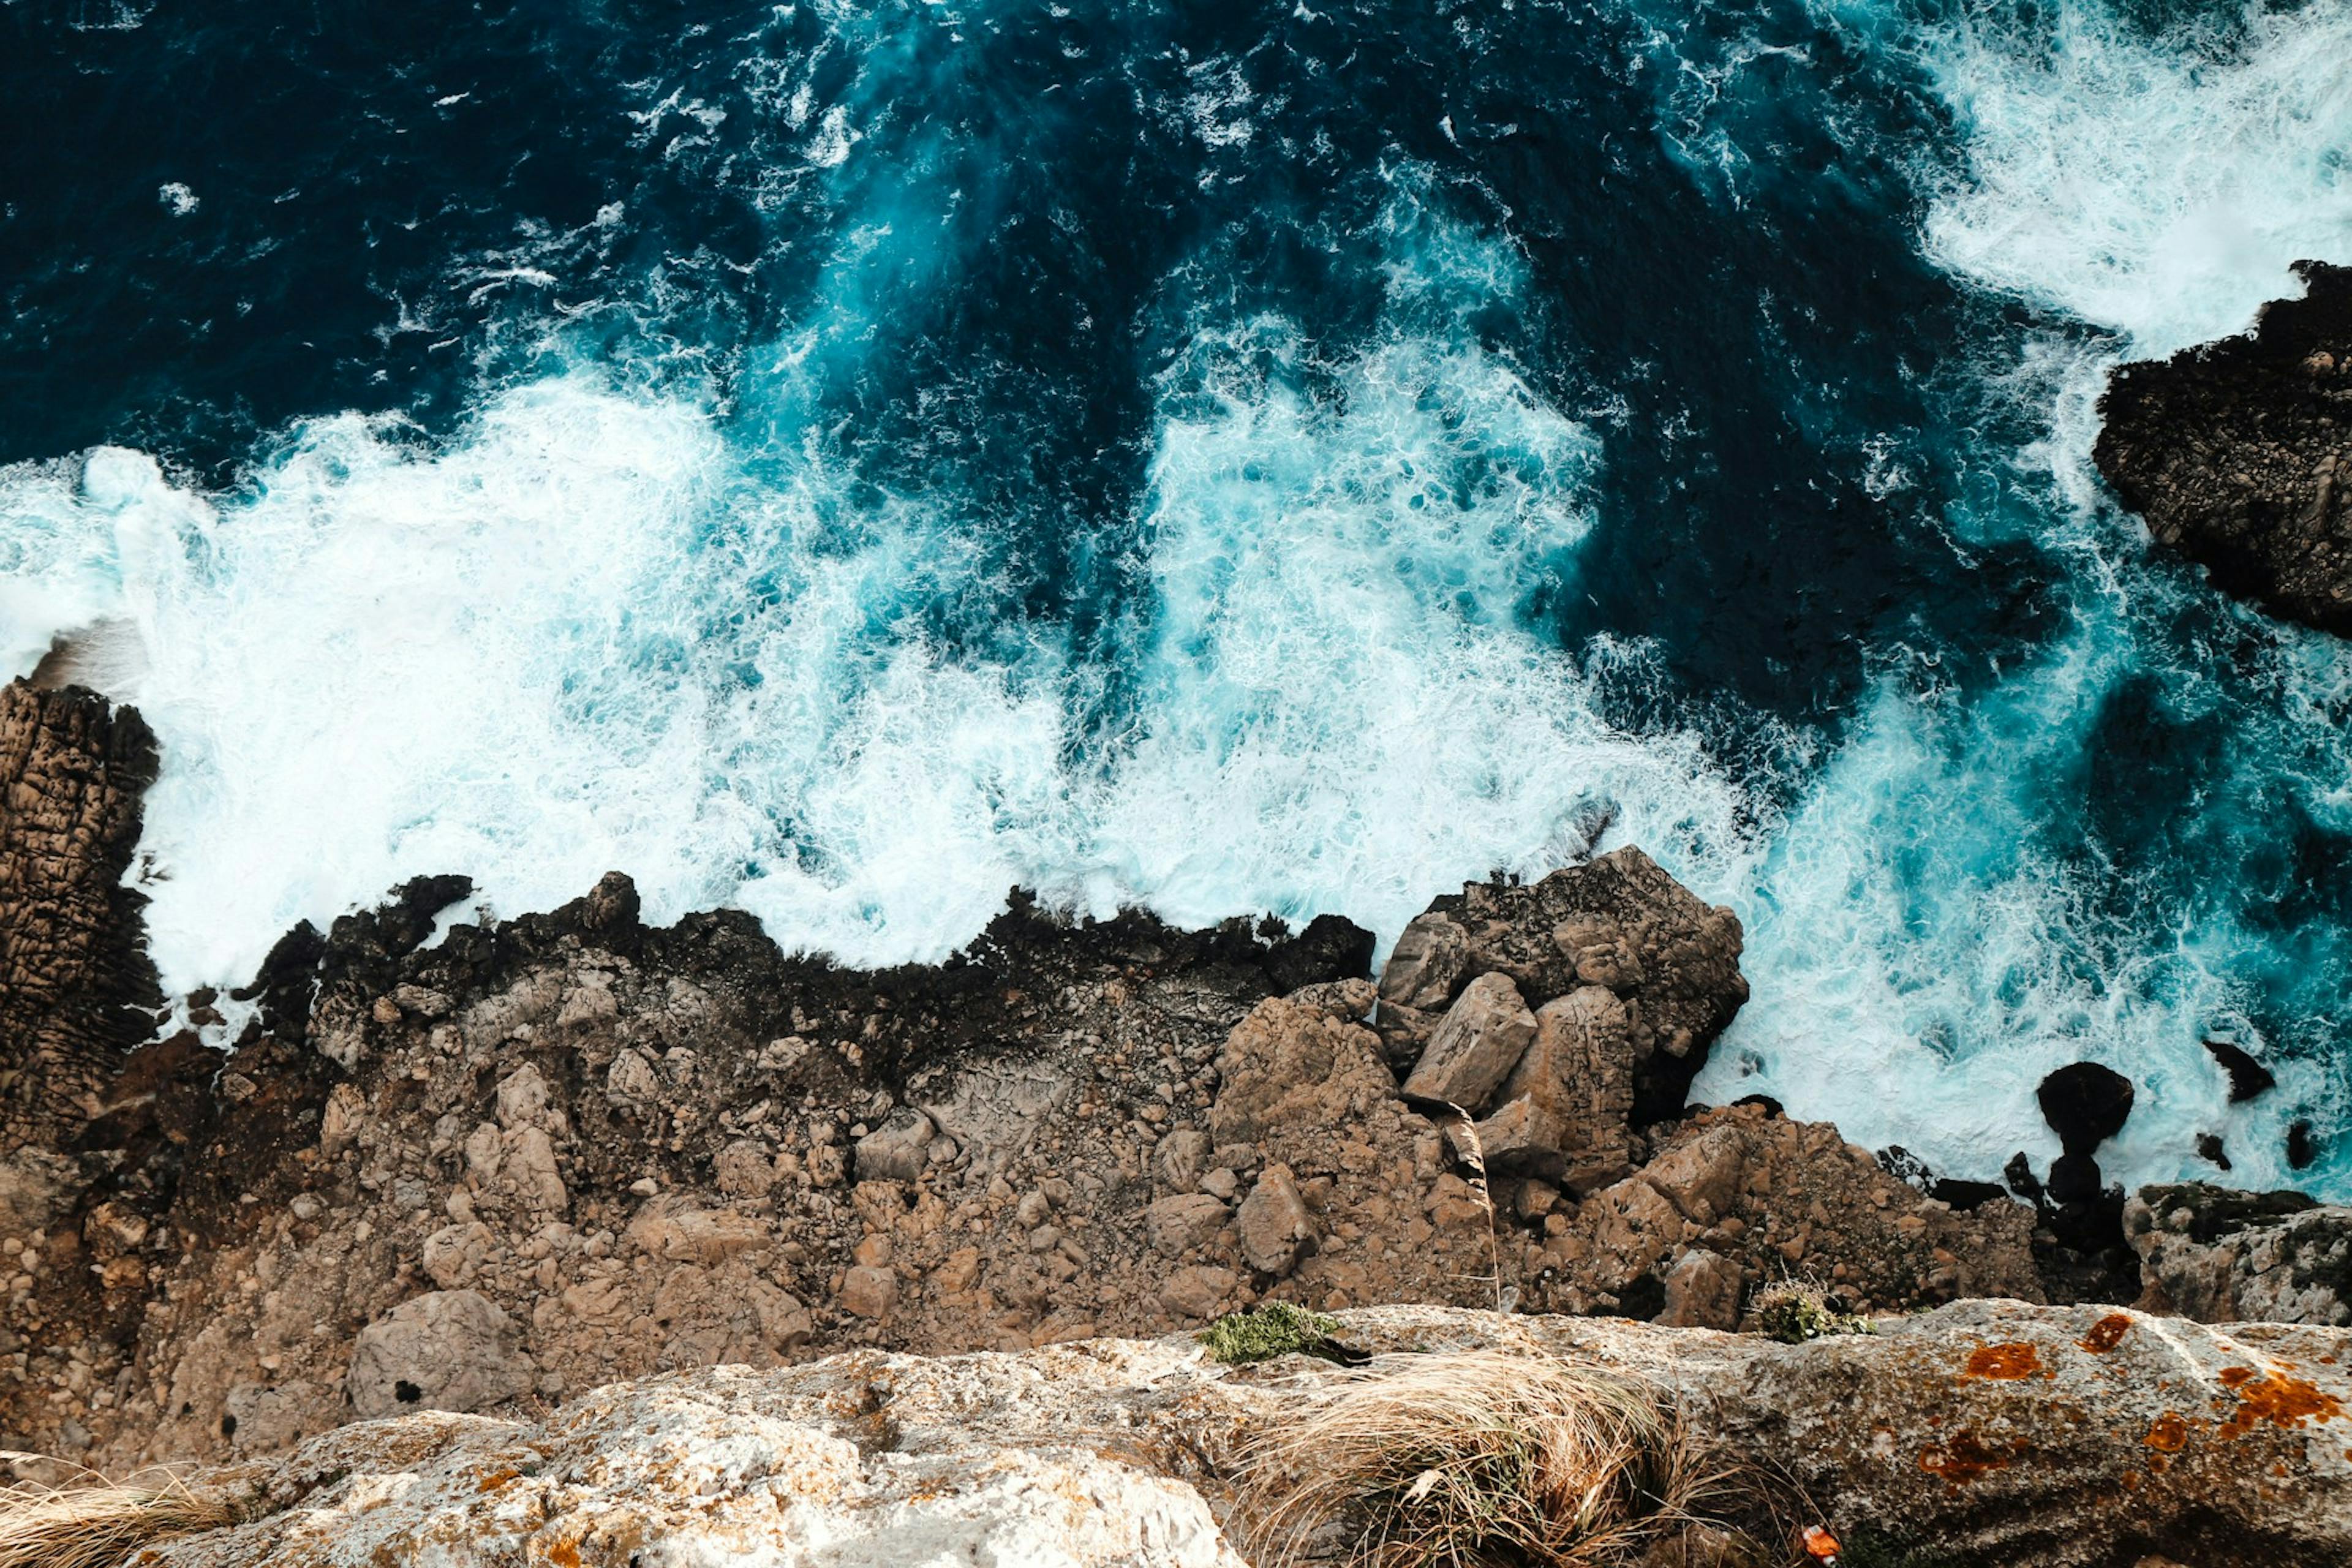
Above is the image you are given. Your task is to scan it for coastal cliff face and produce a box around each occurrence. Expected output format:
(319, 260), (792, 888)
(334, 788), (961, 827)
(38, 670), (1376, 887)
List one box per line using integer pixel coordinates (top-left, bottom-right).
(2096, 260), (2352, 634)
(92, 1303), (2352, 1568)
(0, 680), (159, 1152)
(6, 674), (2351, 1568)
(3, 675), (2051, 1477)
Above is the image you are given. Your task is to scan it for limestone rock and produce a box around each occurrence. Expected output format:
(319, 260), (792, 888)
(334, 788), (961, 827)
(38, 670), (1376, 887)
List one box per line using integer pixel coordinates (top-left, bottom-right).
(2127, 1183), (2352, 1326)
(1401, 972), (1537, 1112)
(345, 1289), (531, 1419)
(139, 1303), (2352, 1568)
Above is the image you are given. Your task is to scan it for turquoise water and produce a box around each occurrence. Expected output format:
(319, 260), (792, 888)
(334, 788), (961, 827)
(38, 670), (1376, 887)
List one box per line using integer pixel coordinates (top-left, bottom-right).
(2, 0), (2349, 1195)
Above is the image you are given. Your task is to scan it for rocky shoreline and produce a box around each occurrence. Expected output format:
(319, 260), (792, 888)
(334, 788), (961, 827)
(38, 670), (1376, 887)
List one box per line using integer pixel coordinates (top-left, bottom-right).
(5, 674), (2351, 1562)
(2097, 258), (2352, 634)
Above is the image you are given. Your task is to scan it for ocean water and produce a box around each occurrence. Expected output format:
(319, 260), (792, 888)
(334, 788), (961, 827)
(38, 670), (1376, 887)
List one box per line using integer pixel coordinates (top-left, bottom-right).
(3, 0), (2348, 1197)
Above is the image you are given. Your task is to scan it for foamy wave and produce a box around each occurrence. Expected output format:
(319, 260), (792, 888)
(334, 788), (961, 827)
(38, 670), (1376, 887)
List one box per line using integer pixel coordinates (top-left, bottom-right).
(1912, 0), (2352, 353)
(0, 194), (1751, 1008)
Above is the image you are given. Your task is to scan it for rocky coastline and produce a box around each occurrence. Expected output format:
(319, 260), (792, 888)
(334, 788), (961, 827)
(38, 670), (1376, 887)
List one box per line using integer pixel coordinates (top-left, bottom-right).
(2097, 258), (2352, 634)
(4, 674), (2351, 1564)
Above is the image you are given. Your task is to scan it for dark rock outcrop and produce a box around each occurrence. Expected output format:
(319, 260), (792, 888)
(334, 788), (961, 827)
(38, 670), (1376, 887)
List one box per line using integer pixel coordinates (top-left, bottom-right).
(2127, 1182), (2352, 1327)
(2096, 259), (2352, 633)
(0, 680), (160, 1152)
(2203, 1038), (2277, 1104)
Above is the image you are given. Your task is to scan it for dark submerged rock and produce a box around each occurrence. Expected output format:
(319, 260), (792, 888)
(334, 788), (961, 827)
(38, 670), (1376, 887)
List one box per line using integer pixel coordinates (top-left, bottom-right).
(2203, 1037), (2277, 1103)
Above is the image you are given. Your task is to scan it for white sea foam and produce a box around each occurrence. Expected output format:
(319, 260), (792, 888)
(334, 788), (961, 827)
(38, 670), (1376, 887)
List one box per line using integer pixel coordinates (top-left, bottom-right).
(0, 193), (1749, 1018)
(1912, 0), (2352, 355)
(1687, 0), (2352, 1192)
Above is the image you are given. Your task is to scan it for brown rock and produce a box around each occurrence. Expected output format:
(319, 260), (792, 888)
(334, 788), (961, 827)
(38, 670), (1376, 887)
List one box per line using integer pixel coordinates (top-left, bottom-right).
(1159, 1265), (1237, 1321)
(1376, 911), (1471, 1009)
(840, 1264), (897, 1319)
(1236, 1164), (1316, 1276)
(1469, 1096), (1568, 1180)
(1146, 1194), (1231, 1257)
(1401, 973), (1537, 1112)
(1655, 1247), (1742, 1330)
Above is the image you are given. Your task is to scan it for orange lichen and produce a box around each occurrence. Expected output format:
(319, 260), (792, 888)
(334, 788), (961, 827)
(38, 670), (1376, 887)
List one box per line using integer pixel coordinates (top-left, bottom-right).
(1966, 1342), (2043, 1380)
(2215, 1366), (2345, 1435)
(1918, 1432), (2024, 1483)
(2081, 1314), (2131, 1354)
(477, 1468), (521, 1493)
(2144, 1412), (2188, 1452)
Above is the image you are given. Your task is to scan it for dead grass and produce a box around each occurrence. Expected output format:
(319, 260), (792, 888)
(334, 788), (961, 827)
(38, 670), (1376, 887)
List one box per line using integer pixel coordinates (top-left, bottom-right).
(0, 1457), (236, 1568)
(1238, 1351), (1772, 1567)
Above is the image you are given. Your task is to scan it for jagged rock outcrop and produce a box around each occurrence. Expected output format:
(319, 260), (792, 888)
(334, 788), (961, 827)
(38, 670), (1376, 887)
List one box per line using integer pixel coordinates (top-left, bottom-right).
(0, 680), (159, 1150)
(2127, 1182), (2352, 1327)
(120, 1302), (2352, 1568)
(0, 839), (1783, 1473)
(2097, 258), (2352, 634)
(1379, 845), (1749, 1155)
(1520, 1102), (2043, 1323)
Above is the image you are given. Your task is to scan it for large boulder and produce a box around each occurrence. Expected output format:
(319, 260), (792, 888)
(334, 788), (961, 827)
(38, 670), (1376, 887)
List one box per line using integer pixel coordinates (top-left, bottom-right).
(1378, 847), (1748, 1124)
(345, 1290), (533, 1419)
(2127, 1182), (2352, 1327)
(121, 1302), (2352, 1568)
(2096, 258), (2352, 634)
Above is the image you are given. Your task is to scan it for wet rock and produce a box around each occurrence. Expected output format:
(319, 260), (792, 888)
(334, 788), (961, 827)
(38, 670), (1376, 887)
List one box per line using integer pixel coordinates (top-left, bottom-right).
(2096, 260), (2352, 635)
(345, 1290), (531, 1419)
(1400, 973), (1537, 1111)
(0, 680), (160, 1150)
(2038, 1063), (2136, 1157)
(2202, 1038), (2276, 1103)
(1261, 912), (1376, 995)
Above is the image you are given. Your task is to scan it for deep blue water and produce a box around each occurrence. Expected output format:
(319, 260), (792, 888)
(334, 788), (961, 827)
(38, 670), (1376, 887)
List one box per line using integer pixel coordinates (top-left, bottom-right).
(4, 0), (2350, 1195)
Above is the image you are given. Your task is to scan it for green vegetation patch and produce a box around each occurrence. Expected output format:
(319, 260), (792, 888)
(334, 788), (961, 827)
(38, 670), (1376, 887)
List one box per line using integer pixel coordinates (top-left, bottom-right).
(1749, 1282), (1877, 1346)
(1197, 1302), (1344, 1363)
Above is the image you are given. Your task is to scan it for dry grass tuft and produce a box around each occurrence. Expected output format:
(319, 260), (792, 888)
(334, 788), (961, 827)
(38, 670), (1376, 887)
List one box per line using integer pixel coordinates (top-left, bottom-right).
(1240, 1351), (1766, 1567)
(0, 1458), (236, 1568)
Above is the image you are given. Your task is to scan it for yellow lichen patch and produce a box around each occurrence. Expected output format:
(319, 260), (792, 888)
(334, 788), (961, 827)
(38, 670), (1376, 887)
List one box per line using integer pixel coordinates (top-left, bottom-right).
(2144, 1412), (2188, 1452)
(2081, 1314), (2131, 1355)
(1964, 1343), (2043, 1381)
(2215, 1366), (2345, 1436)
